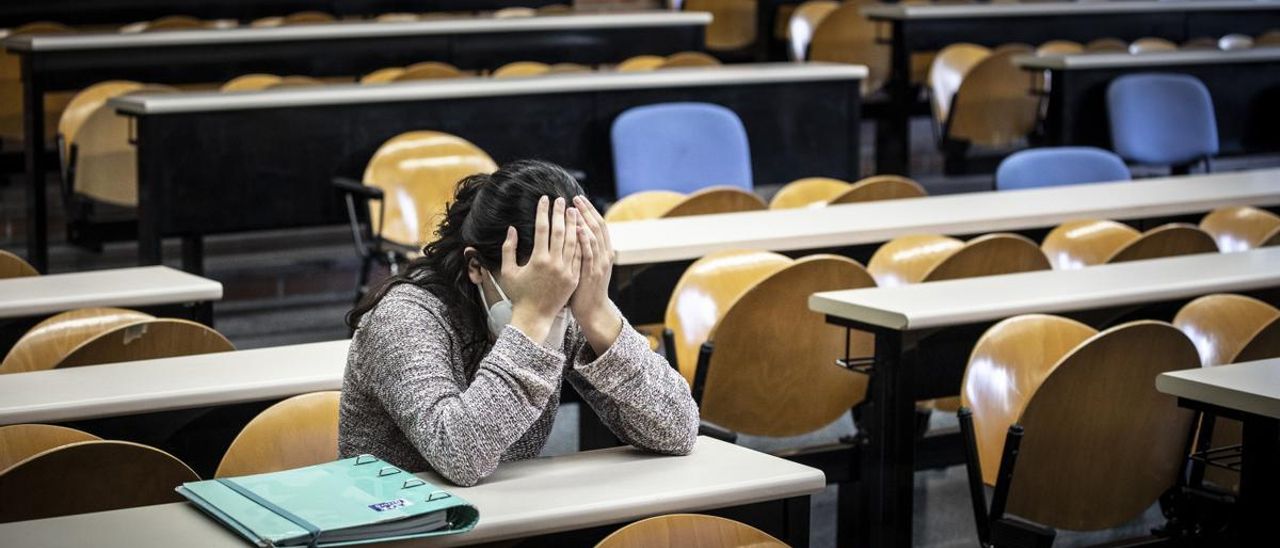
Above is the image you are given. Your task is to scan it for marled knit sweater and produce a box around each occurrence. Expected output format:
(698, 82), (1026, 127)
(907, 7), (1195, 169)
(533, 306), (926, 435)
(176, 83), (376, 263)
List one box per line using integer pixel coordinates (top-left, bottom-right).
(338, 283), (700, 486)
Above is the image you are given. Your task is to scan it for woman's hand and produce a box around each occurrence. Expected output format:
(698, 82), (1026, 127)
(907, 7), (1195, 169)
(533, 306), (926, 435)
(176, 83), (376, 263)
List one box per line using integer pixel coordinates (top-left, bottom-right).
(569, 195), (622, 355)
(502, 196), (582, 343)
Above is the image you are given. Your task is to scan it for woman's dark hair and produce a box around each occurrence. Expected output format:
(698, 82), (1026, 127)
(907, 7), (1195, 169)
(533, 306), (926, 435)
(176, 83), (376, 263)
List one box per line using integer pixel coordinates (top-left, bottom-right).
(347, 159), (585, 370)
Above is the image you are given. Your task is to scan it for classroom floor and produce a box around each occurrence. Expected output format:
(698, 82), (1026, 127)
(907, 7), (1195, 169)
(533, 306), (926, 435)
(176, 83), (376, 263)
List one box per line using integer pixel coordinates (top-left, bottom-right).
(3, 119), (1277, 546)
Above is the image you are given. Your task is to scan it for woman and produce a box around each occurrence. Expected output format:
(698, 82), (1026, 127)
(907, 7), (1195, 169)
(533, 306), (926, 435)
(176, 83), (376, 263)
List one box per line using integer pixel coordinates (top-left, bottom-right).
(339, 160), (699, 486)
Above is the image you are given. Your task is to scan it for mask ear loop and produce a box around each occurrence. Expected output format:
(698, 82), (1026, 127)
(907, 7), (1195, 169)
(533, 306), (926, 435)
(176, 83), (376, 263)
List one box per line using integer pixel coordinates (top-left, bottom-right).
(485, 270), (510, 303)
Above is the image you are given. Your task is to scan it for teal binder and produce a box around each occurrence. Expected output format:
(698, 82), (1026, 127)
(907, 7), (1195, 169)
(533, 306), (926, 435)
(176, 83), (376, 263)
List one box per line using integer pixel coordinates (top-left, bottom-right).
(177, 455), (479, 547)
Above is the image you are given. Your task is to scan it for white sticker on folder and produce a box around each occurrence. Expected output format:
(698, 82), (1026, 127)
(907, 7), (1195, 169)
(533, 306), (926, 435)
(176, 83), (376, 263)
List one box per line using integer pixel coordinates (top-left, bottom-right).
(368, 498), (413, 512)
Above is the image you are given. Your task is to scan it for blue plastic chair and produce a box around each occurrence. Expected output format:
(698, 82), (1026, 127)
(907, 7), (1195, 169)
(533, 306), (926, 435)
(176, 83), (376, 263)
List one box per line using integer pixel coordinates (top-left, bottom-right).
(995, 147), (1130, 191)
(1106, 73), (1218, 171)
(610, 102), (752, 198)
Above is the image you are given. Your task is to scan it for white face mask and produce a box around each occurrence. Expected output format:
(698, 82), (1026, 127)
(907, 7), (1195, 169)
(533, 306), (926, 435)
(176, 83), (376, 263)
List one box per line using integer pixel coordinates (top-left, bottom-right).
(477, 270), (568, 350)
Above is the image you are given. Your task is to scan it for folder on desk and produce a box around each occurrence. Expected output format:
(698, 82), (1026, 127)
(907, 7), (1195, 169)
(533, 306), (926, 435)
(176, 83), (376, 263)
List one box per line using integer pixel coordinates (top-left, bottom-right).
(177, 455), (479, 547)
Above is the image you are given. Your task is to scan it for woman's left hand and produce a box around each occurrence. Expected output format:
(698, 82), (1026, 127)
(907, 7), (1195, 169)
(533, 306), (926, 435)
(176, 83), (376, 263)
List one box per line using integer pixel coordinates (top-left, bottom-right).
(569, 195), (621, 355)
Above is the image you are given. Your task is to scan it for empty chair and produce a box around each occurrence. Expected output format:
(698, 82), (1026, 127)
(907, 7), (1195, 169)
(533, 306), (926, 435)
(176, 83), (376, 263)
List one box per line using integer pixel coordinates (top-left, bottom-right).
(0, 425), (100, 473)
(868, 233), (1051, 288)
(374, 12), (419, 22)
(0, 440), (198, 523)
(266, 75), (323, 89)
(611, 102), (751, 197)
(1129, 37), (1177, 54)
(1084, 37), (1129, 53)
(1199, 206), (1280, 252)
(662, 186), (766, 218)
(1180, 36), (1219, 51)
(1258, 29), (1280, 46)
(685, 0), (756, 53)
(808, 2), (889, 95)
(536, 4), (574, 15)
(603, 191), (686, 222)
(0, 308), (233, 374)
(768, 177), (850, 209)
(660, 51), (723, 69)
(1218, 33), (1254, 51)
(1041, 220), (1219, 270)
(596, 514), (786, 548)
(958, 316), (1198, 541)
(360, 66), (407, 84)
(786, 1), (838, 61)
(220, 73), (284, 92)
(1035, 40), (1083, 56)
(933, 46), (1039, 168)
(397, 61), (464, 81)
(827, 175), (927, 205)
(251, 11), (336, 27)
(0, 22), (74, 148)
(216, 391), (341, 477)
(118, 15), (206, 33)
(928, 43), (990, 132)
(493, 7), (537, 18)
(61, 84), (176, 208)
(616, 55), (666, 72)
(492, 61), (551, 78)
(1107, 73), (1218, 173)
(995, 147), (1130, 190)
(548, 63), (591, 74)
(0, 249), (37, 278)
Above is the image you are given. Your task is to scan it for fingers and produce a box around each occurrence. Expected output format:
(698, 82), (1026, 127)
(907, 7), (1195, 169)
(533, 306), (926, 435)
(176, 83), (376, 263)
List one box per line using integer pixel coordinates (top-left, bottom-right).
(549, 197), (566, 260)
(578, 221), (595, 270)
(562, 207), (580, 266)
(532, 196), (550, 257)
(501, 226), (518, 272)
(574, 195), (611, 253)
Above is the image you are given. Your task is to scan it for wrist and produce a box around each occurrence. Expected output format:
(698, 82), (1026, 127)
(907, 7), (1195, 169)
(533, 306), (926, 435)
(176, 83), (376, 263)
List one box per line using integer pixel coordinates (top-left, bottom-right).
(510, 303), (555, 344)
(578, 302), (622, 354)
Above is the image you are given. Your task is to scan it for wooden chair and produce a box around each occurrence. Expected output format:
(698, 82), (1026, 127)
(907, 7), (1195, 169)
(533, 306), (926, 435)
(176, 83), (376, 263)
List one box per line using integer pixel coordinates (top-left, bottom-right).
(827, 175), (927, 205)
(57, 80), (140, 171)
(928, 43), (990, 134)
(1129, 37), (1177, 54)
(1217, 33), (1254, 51)
(397, 61), (464, 81)
(808, 2), (889, 96)
(1199, 206), (1280, 252)
(1181, 36), (1219, 51)
(1035, 40), (1083, 56)
(616, 55), (666, 72)
(768, 177), (850, 209)
(786, 0), (839, 61)
(0, 249), (38, 278)
(360, 67), (407, 84)
(685, 0), (756, 53)
(1041, 220), (1219, 270)
(266, 75), (324, 89)
(493, 61), (551, 78)
(548, 63), (591, 74)
(120, 15), (206, 33)
(596, 514), (786, 548)
(216, 391), (341, 477)
(0, 440), (198, 523)
(374, 13), (419, 22)
(251, 11), (336, 27)
(1084, 37), (1129, 53)
(604, 190), (686, 222)
(0, 425), (100, 473)
(662, 187), (766, 218)
(1, 307), (152, 374)
(537, 4), (574, 15)
(939, 47), (1038, 154)
(0, 22), (74, 147)
(660, 51), (722, 69)
(493, 7), (537, 18)
(958, 317), (1198, 539)
(221, 73), (283, 92)
(868, 233), (1050, 288)
(1258, 29), (1280, 46)
(62, 84), (177, 207)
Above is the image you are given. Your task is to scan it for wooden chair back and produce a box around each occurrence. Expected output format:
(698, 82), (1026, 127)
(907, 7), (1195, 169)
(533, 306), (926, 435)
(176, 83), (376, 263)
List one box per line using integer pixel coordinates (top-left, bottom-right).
(1180, 36), (1219, 51)
(1258, 29), (1280, 46)
(662, 187), (766, 218)
(768, 177), (849, 209)
(221, 73), (283, 91)
(1084, 37), (1129, 53)
(686, 0), (757, 52)
(375, 13), (419, 22)
(1129, 37), (1177, 54)
(1041, 219), (1141, 269)
(596, 514), (787, 548)
(660, 51), (723, 69)
(361, 67), (407, 84)
(947, 47), (1038, 147)
(537, 4), (574, 15)
(665, 250), (792, 383)
(0, 308), (154, 374)
(0, 425), (101, 473)
(1106, 223), (1219, 264)
(493, 7), (537, 18)
(867, 234), (966, 287)
(398, 61), (464, 81)
(55, 319), (234, 369)
(928, 43), (990, 127)
(216, 391), (341, 477)
(251, 11), (336, 27)
(58, 80), (143, 168)
(704, 255), (876, 436)
(617, 55), (666, 72)
(493, 61), (551, 78)
(548, 63), (591, 74)
(1200, 206), (1280, 252)
(827, 175), (927, 205)
(809, 2), (888, 95)
(786, 1), (839, 61)
(71, 84), (176, 206)
(265, 75), (323, 89)
(0, 249), (38, 278)
(362, 131), (498, 247)
(1174, 294), (1279, 367)
(141, 15), (206, 32)
(1, 22), (74, 145)
(0, 440), (197, 523)
(604, 190), (686, 222)
(1035, 40), (1083, 56)
(925, 233), (1050, 282)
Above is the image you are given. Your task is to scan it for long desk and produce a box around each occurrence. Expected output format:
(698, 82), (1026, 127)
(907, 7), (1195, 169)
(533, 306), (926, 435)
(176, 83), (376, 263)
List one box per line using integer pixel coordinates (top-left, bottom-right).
(1158, 358), (1280, 543)
(1019, 47), (1280, 159)
(808, 247), (1280, 548)
(0, 1), (565, 27)
(861, 0), (1280, 175)
(6, 11), (713, 272)
(0, 436), (824, 546)
(106, 63), (865, 273)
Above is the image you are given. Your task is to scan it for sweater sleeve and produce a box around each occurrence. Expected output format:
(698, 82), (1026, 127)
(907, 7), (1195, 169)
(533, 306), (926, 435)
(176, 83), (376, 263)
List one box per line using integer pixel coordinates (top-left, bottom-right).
(564, 313), (700, 455)
(355, 293), (564, 486)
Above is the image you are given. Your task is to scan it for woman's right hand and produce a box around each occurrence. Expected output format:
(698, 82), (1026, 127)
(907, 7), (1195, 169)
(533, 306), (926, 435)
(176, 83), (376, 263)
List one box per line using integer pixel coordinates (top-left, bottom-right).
(501, 196), (582, 343)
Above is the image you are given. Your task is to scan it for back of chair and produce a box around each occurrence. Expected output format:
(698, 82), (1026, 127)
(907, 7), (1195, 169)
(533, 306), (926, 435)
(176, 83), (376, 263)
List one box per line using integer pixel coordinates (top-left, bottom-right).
(926, 233), (1051, 282)
(1200, 206), (1280, 252)
(400, 61), (465, 81)
(1218, 34), (1254, 50)
(0, 440), (198, 523)
(703, 255), (875, 436)
(56, 319), (234, 369)
(828, 175), (927, 205)
(946, 48), (1038, 148)
(72, 84), (177, 206)
(360, 67), (407, 84)
(611, 102), (752, 197)
(493, 61), (551, 78)
(221, 73), (283, 92)
(1107, 73), (1218, 166)
(252, 11), (335, 27)
(995, 147), (1130, 191)
(0, 425), (101, 473)
(928, 43), (990, 126)
(0, 249), (37, 278)
(867, 234), (965, 287)
(0, 308), (154, 374)
(685, 0), (756, 52)
(604, 190), (686, 222)
(663, 187), (766, 218)
(808, 2), (888, 96)
(769, 177), (850, 209)
(1035, 40), (1083, 56)
(1106, 223), (1219, 264)
(1129, 37), (1178, 54)
(617, 55), (666, 72)
(1084, 37), (1129, 53)
(660, 51), (723, 68)
(596, 514), (786, 548)
(1174, 294), (1280, 367)
(362, 131), (498, 247)
(141, 15), (206, 32)
(1259, 29), (1280, 46)
(266, 75), (323, 89)
(549, 63), (591, 74)
(58, 80), (143, 168)
(665, 250), (792, 383)
(216, 391), (341, 477)
(1007, 321), (1198, 530)
(1041, 219), (1141, 270)
(786, 1), (839, 61)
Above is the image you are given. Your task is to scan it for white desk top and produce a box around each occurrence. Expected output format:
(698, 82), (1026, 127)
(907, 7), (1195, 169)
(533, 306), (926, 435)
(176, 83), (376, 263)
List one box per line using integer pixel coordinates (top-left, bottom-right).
(0, 340), (348, 426)
(0, 437), (825, 547)
(610, 168), (1280, 266)
(109, 63), (868, 115)
(1158, 358), (1280, 420)
(0, 266), (222, 320)
(809, 247), (1280, 331)
(862, 0), (1280, 20)
(4, 11), (712, 52)
(1017, 46), (1280, 70)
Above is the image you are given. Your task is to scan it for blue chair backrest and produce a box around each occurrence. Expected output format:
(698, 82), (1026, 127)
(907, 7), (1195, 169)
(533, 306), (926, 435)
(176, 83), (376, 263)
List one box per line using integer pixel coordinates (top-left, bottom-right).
(610, 102), (752, 198)
(1106, 73), (1218, 167)
(995, 147), (1130, 191)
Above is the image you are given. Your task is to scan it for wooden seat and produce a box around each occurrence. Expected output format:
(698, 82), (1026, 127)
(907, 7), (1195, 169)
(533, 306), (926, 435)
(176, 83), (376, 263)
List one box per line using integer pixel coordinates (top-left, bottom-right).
(0, 249), (38, 278)
(374, 13), (419, 22)
(686, 0), (757, 53)
(616, 55), (666, 72)
(1, 307), (152, 374)
(1181, 36), (1219, 51)
(63, 83), (177, 206)
(828, 175), (927, 205)
(928, 43), (990, 132)
(537, 4), (574, 15)
(1258, 29), (1280, 46)
(1084, 37), (1129, 53)
(0, 22), (74, 147)
(604, 190), (686, 222)
(266, 75), (324, 89)
(493, 7), (537, 18)
(662, 187), (766, 218)
(1199, 206), (1280, 252)
(961, 317), (1198, 531)
(941, 46), (1038, 149)
(1129, 37), (1177, 54)
(1035, 40), (1084, 56)
(1042, 220), (1219, 270)
(786, 0), (839, 61)
(596, 514), (786, 548)
(397, 61), (464, 81)
(809, 2), (889, 95)
(548, 63), (591, 74)
(0, 425), (100, 473)
(660, 51), (722, 69)
(768, 177), (850, 209)
(220, 73), (284, 92)
(868, 233), (1050, 287)
(120, 15), (206, 33)
(57, 80), (141, 172)
(0, 440), (198, 523)
(1218, 33), (1254, 51)
(251, 11), (336, 27)
(493, 61), (551, 78)
(216, 391), (341, 477)
(360, 67), (407, 84)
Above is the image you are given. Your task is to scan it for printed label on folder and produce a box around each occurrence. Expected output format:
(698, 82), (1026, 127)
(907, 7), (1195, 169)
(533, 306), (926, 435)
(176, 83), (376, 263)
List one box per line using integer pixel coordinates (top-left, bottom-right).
(369, 498), (413, 512)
